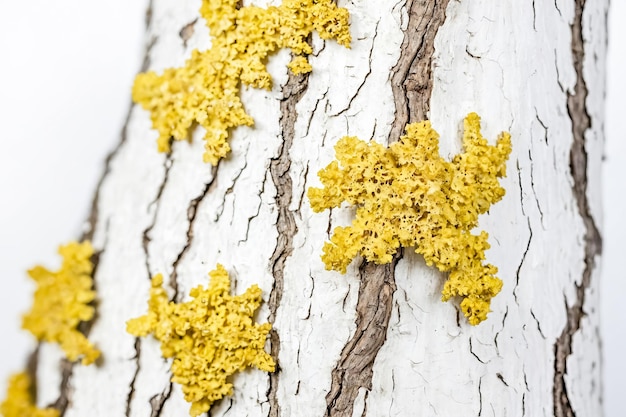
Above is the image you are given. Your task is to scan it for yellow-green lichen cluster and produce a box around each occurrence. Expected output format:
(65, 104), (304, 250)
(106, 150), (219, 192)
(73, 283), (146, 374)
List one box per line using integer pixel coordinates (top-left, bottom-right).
(0, 373), (59, 417)
(308, 113), (512, 324)
(133, 0), (351, 165)
(22, 241), (100, 364)
(126, 264), (274, 416)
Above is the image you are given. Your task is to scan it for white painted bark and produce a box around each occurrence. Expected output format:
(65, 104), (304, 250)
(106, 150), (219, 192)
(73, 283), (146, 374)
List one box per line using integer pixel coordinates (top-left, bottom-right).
(32, 0), (606, 416)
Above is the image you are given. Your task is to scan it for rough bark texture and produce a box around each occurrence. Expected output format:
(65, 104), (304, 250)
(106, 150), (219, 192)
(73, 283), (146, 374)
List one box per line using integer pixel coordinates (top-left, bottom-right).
(267, 69), (310, 417)
(553, 0), (603, 415)
(29, 0), (606, 416)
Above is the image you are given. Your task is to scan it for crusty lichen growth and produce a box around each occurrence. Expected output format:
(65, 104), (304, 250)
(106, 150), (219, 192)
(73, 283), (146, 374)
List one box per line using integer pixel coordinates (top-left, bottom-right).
(133, 0), (351, 165)
(127, 264), (274, 416)
(0, 373), (59, 417)
(22, 241), (100, 364)
(308, 113), (512, 325)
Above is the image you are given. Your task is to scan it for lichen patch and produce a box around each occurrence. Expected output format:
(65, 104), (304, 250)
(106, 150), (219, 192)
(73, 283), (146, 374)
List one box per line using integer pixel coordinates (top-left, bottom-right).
(127, 264), (274, 416)
(133, 0), (351, 165)
(22, 241), (100, 364)
(308, 113), (512, 324)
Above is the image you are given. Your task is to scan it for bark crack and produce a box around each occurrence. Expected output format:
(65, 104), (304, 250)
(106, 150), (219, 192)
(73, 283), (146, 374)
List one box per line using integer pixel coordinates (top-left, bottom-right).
(127, 152), (174, 416)
(51, 2), (157, 412)
(389, 0), (451, 142)
(324, 2), (451, 414)
(513, 218), (533, 304)
(149, 382), (172, 417)
(329, 21), (379, 117)
(324, 259), (398, 417)
(169, 164), (219, 301)
(266, 67), (310, 417)
(125, 339), (142, 417)
(469, 337), (487, 364)
(528, 149), (545, 228)
(215, 144), (249, 222)
(477, 376), (483, 416)
(143, 154), (174, 276)
(553, 1), (602, 415)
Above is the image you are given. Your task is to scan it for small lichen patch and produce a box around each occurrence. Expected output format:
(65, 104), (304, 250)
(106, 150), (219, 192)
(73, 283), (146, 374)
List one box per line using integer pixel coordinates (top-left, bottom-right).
(133, 0), (351, 165)
(0, 373), (59, 417)
(22, 241), (100, 364)
(308, 113), (512, 325)
(127, 264), (274, 416)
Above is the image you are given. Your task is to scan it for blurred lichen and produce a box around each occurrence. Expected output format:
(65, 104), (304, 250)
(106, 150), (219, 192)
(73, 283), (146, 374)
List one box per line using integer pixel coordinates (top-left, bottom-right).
(0, 373), (59, 417)
(22, 241), (100, 364)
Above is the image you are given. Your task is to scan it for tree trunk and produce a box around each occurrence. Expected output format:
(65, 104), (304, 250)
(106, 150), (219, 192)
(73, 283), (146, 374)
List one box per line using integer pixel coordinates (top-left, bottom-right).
(30, 0), (606, 416)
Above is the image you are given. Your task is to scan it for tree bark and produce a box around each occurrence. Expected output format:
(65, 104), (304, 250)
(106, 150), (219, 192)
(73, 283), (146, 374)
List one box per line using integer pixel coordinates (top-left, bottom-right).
(31, 0), (607, 416)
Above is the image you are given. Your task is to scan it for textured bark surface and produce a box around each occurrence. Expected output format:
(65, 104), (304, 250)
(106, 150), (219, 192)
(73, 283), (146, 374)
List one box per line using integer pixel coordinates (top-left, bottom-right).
(30, 0), (607, 416)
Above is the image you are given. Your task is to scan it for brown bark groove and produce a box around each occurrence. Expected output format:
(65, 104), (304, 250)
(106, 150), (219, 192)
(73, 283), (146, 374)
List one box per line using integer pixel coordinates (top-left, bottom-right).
(324, 1), (450, 415)
(389, 0), (451, 143)
(267, 69), (310, 417)
(324, 259), (397, 417)
(553, 0), (603, 415)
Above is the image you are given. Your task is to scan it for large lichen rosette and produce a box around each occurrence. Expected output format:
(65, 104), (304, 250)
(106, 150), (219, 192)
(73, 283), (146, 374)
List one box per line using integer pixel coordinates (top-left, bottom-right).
(133, 0), (351, 164)
(308, 113), (512, 324)
(127, 264), (274, 416)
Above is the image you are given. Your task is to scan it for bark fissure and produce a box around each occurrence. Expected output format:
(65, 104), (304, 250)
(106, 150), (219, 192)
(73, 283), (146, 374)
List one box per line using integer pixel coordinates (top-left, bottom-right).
(513, 218), (533, 303)
(125, 339), (142, 417)
(329, 22), (379, 117)
(126, 150), (174, 415)
(52, 359), (73, 415)
(143, 154), (174, 276)
(389, 0), (451, 142)
(553, 0), (602, 415)
(528, 150), (545, 227)
(215, 145), (249, 223)
(324, 259), (398, 417)
(50, 2), (157, 412)
(266, 69), (310, 416)
(469, 337), (487, 364)
(149, 382), (172, 417)
(169, 164), (219, 301)
(238, 172), (268, 245)
(477, 376), (483, 416)
(324, 2), (450, 414)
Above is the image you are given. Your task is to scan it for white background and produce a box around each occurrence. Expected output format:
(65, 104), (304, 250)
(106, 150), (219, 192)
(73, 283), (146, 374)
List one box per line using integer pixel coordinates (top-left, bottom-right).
(0, 1), (623, 415)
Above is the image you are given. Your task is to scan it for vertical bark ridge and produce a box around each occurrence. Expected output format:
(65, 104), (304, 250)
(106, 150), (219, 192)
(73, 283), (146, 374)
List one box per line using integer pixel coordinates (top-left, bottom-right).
(267, 69), (310, 417)
(553, 0), (602, 415)
(50, 2), (157, 413)
(389, 0), (451, 143)
(324, 1), (450, 415)
(324, 258), (398, 417)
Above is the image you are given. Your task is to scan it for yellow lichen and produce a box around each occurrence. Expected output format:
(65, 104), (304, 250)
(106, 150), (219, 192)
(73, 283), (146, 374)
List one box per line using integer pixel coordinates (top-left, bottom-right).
(127, 264), (274, 416)
(287, 56), (313, 75)
(308, 113), (512, 325)
(0, 373), (59, 417)
(22, 241), (100, 365)
(133, 0), (351, 165)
